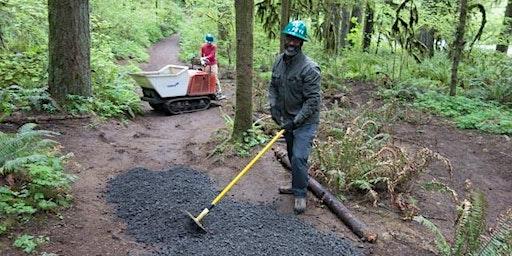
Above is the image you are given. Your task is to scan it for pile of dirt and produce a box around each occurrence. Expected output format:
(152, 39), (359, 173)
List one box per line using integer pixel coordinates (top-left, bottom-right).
(106, 166), (363, 256)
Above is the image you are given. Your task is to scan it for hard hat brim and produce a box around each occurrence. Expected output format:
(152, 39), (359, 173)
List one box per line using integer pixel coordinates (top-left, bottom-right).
(282, 31), (308, 42)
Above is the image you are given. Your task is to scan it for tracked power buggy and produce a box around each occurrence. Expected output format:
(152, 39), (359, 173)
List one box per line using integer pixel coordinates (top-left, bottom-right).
(130, 64), (221, 114)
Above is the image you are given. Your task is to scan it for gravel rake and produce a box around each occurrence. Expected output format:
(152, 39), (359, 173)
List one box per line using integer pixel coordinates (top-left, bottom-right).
(184, 129), (286, 232)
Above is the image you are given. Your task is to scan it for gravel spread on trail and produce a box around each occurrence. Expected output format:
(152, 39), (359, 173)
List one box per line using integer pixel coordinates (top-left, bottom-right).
(106, 166), (363, 256)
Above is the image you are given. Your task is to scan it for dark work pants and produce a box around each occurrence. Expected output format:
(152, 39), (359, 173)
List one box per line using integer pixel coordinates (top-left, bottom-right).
(284, 123), (318, 198)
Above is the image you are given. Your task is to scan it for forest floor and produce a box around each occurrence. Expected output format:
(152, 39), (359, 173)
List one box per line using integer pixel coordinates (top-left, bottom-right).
(0, 34), (510, 255)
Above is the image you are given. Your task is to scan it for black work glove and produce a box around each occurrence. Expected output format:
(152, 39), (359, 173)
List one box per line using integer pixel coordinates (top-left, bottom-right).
(281, 121), (295, 131)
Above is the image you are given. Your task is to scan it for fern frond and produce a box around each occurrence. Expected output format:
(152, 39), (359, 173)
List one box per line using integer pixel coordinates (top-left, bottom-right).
(452, 199), (473, 255)
(477, 209), (512, 256)
(414, 215), (451, 256)
(0, 124), (59, 166)
(18, 123), (38, 133)
(466, 192), (487, 253)
(34, 139), (59, 151)
(2, 154), (49, 173)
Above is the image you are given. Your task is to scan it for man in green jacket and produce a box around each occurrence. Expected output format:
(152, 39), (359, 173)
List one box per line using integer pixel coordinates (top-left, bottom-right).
(269, 20), (321, 214)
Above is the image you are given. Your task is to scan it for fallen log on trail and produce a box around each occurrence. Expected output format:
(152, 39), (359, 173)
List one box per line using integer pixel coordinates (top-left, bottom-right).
(1, 114), (91, 124)
(274, 147), (378, 243)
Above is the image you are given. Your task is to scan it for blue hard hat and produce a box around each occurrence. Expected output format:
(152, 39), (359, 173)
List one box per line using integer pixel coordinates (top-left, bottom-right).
(282, 20), (309, 41)
(205, 34), (214, 43)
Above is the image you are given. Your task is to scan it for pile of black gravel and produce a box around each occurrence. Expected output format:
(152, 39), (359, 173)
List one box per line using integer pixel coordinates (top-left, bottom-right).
(106, 166), (363, 256)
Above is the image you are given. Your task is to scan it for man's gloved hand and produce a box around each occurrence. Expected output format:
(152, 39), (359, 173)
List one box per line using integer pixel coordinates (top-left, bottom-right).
(281, 121), (294, 131)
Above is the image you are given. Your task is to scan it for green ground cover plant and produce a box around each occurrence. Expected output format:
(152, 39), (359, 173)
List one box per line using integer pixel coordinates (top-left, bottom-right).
(0, 124), (74, 237)
(415, 92), (512, 134)
(13, 234), (49, 254)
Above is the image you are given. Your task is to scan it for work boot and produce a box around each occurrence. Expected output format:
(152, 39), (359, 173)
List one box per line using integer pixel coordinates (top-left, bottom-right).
(278, 185), (293, 194)
(294, 197), (306, 214)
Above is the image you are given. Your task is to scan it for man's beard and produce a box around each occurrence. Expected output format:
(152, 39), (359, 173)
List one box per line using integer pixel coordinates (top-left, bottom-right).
(284, 45), (300, 56)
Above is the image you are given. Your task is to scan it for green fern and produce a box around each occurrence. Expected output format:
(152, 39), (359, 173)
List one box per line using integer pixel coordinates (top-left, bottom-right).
(478, 210), (512, 256)
(0, 123), (59, 168)
(415, 191), (510, 256)
(1, 154), (49, 174)
(413, 215), (451, 255)
(466, 192), (487, 253)
(0, 123), (73, 236)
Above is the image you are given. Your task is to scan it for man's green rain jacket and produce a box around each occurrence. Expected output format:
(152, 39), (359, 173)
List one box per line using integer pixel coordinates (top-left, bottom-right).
(269, 52), (321, 126)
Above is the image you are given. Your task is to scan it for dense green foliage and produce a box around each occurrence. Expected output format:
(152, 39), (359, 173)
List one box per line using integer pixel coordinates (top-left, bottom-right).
(0, 124), (74, 235)
(0, 0), (182, 118)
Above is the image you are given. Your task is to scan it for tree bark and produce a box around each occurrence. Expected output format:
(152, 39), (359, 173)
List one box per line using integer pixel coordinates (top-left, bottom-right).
(340, 6), (350, 49)
(496, 0), (512, 53)
(279, 0), (291, 53)
(362, 3), (374, 52)
(48, 0), (91, 103)
(450, 0), (468, 96)
(419, 27), (435, 57)
(233, 0), (254, 139)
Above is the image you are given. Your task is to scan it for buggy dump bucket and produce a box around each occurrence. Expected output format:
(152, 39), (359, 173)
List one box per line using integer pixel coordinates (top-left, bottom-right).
(130, 65), (189, 98)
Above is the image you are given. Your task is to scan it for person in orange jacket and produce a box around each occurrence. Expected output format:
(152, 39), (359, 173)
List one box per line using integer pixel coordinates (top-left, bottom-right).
(200, 34), (225, 100)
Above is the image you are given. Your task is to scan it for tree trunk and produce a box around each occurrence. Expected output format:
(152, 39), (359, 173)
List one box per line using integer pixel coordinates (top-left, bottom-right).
(340, 6), (350, 49)
(496, 0), (512, 53)
(349, 3), (362, 47)
(419, 27), (435, 57)
(450, 0), (468, 96)
(323, 2), (340, 53)
(279, 0), (291, 53)
(233, 0), (254, 139)
(362, 3), (374, 52)
(48, 0), (91, 103)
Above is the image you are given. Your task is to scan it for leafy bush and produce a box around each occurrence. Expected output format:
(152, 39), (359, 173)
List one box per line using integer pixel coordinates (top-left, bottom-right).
(209, 112), (270, 158)
(311, 105), (452, 213)
(0, 48), (47, 89)
(13, 234), (49, 253)
(414, 92), (512, 134)
(0, 124), (74, 234)
(0, 86), (57, 117)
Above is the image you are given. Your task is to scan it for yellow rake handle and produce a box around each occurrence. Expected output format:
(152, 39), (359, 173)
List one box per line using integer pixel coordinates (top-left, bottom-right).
(211, 129), (285, 206)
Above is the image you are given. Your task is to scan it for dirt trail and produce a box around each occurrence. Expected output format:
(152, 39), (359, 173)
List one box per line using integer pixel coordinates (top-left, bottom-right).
(140, 34), (184, 71)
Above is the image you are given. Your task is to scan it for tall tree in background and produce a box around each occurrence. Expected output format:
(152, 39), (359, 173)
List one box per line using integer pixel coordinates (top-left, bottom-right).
(450, 0), (469, 96)
(48, 0), (91, 103)
(362, 2), (374, 51)
(496, 0), (512, 53)
(320, 1), (341, 53)
(279, 0), (290, 52)
(232, 0), (254, 140)
(340, 5), (351, 49)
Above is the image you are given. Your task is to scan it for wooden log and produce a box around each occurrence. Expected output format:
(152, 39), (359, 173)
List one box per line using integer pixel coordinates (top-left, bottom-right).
(274, 148), (378, 242)
(1, 114), (91, 124)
